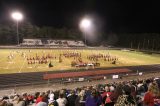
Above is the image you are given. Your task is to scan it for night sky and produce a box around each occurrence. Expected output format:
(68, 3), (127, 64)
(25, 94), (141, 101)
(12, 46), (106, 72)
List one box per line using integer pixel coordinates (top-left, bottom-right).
(0, 0), (160, 33)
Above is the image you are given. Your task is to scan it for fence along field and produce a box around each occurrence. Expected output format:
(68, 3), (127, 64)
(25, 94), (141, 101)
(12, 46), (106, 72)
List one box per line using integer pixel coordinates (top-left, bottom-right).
(0, 49), (160, 74)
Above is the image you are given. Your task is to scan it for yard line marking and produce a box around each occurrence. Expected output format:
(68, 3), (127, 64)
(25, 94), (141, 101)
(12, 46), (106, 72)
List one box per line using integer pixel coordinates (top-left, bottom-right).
(27, 67), (33, 68)
(18, 57), (26, 73)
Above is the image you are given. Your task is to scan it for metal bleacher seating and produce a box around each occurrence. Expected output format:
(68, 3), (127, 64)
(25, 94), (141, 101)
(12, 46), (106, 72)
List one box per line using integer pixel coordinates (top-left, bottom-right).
(21, 39), (43, 46)
(21, 39), (85, 47)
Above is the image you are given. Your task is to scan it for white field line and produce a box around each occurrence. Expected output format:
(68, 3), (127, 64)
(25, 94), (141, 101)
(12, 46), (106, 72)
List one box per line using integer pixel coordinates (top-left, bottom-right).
(18, 58), (26, 73)
(16, 49), (28, 73)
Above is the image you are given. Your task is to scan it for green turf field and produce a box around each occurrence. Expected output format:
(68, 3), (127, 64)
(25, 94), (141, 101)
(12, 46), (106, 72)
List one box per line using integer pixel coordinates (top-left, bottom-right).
(0, 49), (160, 74)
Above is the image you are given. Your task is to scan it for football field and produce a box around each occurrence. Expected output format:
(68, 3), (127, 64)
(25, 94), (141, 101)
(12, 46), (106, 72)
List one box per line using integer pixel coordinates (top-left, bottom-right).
(0, 49), (160, 74)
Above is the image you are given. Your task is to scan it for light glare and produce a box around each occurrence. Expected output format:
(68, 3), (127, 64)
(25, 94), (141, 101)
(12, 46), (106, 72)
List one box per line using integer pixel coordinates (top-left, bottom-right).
(80, 19), (91, 29)
(11, 12), (23, 21)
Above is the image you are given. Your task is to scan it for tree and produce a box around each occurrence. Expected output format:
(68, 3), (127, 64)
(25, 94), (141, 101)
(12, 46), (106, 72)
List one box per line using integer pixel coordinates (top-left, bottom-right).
(0, 24), (16, 44)
(21, 22), (39, 39)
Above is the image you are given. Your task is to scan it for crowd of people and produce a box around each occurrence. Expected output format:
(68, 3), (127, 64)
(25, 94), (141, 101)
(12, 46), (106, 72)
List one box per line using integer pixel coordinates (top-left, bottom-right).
(7, 50), (119, 68)
(1, 77), (160, 106)
(26, 53), (56, 65)
(63, 52), (81, 59)
(87, 53), (118, 63)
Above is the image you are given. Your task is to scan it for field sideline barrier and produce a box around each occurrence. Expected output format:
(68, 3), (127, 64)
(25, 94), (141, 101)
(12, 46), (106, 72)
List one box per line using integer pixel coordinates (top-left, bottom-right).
(43, 68), (131, 80)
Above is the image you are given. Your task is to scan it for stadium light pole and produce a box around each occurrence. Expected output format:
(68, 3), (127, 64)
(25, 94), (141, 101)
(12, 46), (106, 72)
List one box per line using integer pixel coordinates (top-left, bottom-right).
(80, 18), (91, 46)
(11, 11), (23, 45)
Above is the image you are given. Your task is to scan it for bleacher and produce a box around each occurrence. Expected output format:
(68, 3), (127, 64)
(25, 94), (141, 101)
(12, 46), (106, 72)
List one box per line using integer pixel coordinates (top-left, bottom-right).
(20, 39), (85, 47)
(21, 39), (43, 46)
(67, 40), (85, 47)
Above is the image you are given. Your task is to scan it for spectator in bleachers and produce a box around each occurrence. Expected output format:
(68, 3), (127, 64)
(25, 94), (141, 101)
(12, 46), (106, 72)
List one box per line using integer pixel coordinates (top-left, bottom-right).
(102, 85), (115, 106)
(85, 86), (92, 97)
(114, 85), (136, 106)
(0, 100), (7, 106)
(2, 76), (160, 106)
(67, 90), (77, 106)
(129, 81), (137, 99)
(85, 89), (102, 106)
(22, 93), (29, 106)
(75, 90), (86, 106)
(56, 90), (68, 106)
(109, 84), (123, 105)
(101, 85), (110, 99)
(12, 95), (25, 106)
(27, 94), (34, 105)
(53, 90), (60, 101)
(36, 92), (45, 104)
(48, 93), (58, 106)
(34, 92), (40, 100)
(143, 82), (159, 106)
(0, 96), (13, 106)
(36, 97), (47, 106)
(130, 85), (137, 101)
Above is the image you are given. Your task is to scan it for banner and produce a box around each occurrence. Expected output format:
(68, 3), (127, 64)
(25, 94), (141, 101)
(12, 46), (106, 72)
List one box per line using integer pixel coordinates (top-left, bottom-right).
(79, 78), (84, 81)
(112, 75), (119, 79)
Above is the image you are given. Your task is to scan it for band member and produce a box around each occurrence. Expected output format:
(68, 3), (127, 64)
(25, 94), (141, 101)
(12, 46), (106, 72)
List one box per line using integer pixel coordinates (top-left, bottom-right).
(59, 55), (62, 63)
(49, 61), (53, 68)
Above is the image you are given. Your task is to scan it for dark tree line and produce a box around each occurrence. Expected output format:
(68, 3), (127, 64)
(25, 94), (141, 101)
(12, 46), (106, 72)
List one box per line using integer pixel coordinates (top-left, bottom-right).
(115, 33), (160, 51)
(0, 22), (82, 45)
(0, 22), (160, 51)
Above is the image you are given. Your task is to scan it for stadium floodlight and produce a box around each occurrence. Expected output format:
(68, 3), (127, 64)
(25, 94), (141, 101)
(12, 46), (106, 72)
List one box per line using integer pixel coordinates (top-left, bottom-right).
(11, 11), (23, 45)
(80, 18), (92, 46)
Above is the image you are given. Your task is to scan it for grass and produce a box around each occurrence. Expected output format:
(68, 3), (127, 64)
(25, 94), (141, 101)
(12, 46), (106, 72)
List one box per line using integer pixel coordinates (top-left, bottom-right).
(0, 49), (160, 74)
